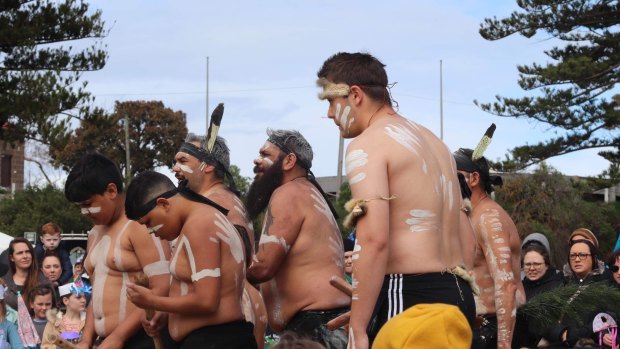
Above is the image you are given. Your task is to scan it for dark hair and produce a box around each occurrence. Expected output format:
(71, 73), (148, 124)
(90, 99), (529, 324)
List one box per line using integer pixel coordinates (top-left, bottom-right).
(317, 52), (391, 106)
(28, 284), (54, 305)
(453, 148), (502, 194)
(568, 239), (599, 272)
(522, 243), (551, 267)
(8, 238), (40, 304)
(65, 153), (124, 203)
(266, 129), (313, 170)
(41, 252), (62, 272)
(125, 171), (176, 220)
(608, 249), (620, 268)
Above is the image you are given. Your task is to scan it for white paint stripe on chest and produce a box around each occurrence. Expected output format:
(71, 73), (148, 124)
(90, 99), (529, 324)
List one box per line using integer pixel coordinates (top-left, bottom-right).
(150, 234), (167, 261)
(191, 268), (221, 282)
(143, 260), (170, 277)
(91, 235), (110, 336)
(112, 221), (132, 272)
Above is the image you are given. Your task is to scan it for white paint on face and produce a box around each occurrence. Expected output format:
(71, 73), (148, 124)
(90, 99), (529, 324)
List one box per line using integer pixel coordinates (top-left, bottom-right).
(90, 235), (110, 336)
(384, 124), (421, 155)
(405, 209), (438, 233)
(259, 234), (290, 253)
(335, 103), (353, 133)
(310, 187), (338, 226)
(81, 206), (101, 215)
(146, 224), (164, 235)
(191, 268), (221, 281)
(214, 212), (245, 265)
(177, 164), (194, 174)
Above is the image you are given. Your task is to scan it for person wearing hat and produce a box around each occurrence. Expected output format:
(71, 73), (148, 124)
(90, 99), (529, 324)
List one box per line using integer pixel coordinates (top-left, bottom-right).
(562, 228), (608, 280)
(41, 281), (88, 348)
(454, 148), (525, 349)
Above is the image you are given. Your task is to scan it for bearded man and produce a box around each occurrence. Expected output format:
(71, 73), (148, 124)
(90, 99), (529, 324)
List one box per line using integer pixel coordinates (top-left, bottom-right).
(246, 129), (350, 349)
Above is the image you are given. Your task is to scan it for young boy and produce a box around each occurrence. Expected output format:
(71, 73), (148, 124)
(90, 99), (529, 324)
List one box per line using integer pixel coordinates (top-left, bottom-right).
(29, 285), (55, 340)
(64, 153), (171, 349)
(35, 223), (73, 285)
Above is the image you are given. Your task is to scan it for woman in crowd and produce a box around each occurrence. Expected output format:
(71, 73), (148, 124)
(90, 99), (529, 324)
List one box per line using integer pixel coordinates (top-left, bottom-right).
(2, 238), (49, 310)
(40, 253), (62, 302)
(608, 249), (620, 288)
(521, 238), (563, 300)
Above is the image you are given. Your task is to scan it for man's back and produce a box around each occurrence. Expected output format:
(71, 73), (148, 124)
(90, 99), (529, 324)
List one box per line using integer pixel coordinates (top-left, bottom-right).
(259, 178), (350, 331)
(347, 115), (464, 274)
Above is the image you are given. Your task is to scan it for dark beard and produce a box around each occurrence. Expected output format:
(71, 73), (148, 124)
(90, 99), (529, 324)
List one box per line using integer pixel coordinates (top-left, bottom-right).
(245, 157), (284, 220)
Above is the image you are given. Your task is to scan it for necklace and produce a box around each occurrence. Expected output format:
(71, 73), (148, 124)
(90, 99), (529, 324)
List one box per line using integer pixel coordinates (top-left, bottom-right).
(472, 194), (488, 209)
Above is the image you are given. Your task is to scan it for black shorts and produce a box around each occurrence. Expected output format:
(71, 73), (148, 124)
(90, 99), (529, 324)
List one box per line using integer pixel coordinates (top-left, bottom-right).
(369, 272), (476, 340)
(94, 328), (177, 349)
(179, 320), (257, 349)
(284, 308), (349, 349)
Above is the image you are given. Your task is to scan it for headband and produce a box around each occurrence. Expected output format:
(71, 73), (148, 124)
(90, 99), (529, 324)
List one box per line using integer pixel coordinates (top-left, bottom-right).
(178, 142), (239, 195)
(266, 137), (311, 171)
(317, 78), (350, 100)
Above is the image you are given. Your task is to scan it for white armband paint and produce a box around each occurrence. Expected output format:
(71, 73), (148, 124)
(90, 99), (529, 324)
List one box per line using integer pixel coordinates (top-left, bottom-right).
(191, 268), (221, 282)
(143, 260), (170, 277)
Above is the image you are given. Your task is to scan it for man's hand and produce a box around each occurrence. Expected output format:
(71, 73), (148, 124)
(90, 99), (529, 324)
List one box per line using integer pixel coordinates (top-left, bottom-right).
(126, 282), (152, 309)
(142, 311), (168, 337)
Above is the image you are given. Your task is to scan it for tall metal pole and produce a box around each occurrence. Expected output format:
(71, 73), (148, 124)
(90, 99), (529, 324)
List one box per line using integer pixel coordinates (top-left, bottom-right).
(206, 56), (210, 134)
(336, 134), (344, 195)
(124, 114), (131, 182)
(440, 59), (444, 140)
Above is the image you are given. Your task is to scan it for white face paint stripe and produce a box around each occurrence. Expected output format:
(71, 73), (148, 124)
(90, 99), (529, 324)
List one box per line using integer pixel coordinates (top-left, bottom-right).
(214, 212), (245, 265)
(177, 164), (194, 174)
(191, 268), (221, 282)
(263, 157), (274, 167)
(80, 206), (102, 215)
(143, 260), (170, 277)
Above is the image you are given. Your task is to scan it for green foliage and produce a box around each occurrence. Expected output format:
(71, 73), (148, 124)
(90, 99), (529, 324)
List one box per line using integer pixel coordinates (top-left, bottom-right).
(335, 181), (352, 235)
(477, 0), (620, 170)
(0, 0), (108, 145)
(0, 185), (91, 236)
(519, 283), (620, 334)
(50, 100), (188, 181)
(495, 163), (620, 265)
(229, 165), (250, 197)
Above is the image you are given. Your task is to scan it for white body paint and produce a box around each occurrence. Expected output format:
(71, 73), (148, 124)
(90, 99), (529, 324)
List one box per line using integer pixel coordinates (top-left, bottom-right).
(214, 212), (245, 265)
(310, 187), (338, 226)
(81, 206), (101, 215)
(241, 288), (255, 324)
(89, 234), (111, 336)
(384, 123), (421, 155)
(177, 164), (194, 174)
(268, 279), (284, 326)
(191, 268), (221, 281)
(405, 209), (438, 233)
(258, 235), (289, 253)
(147, 224), (163, 235)
(345, 149), (368, 185)
(143, 260), (170, 277)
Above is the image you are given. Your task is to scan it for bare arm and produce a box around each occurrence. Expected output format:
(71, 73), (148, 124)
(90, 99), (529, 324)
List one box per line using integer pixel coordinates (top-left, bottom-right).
(477, 209), (517, 349)
(346, 143), (390, 349)
(247, 191), (303, 283)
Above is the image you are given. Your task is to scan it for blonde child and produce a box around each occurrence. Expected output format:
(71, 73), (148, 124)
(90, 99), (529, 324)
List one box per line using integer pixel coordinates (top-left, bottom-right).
(41, 282), (88, 349)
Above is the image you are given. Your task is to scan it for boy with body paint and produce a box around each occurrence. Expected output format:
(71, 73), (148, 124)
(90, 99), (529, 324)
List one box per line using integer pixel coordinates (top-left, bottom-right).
(34, 223), (74, 285)
(171, 133), (267, 349)
(246, 129), (350, 349)
(125, 171), (256, 349)
(454, 148), (525, 349)
(316, 52), (475, 349)
(64, 153), (171, 349)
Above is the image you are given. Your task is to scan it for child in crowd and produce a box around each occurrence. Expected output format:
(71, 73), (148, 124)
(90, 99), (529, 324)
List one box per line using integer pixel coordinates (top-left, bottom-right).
(28, 285), (55, 340)
(41, 281), (88, 349)
(0, 278), (24, 349)
(34, 223), (73, 285)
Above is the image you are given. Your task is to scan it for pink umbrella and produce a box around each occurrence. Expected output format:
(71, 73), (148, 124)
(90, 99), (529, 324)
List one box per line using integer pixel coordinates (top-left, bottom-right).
(16, 292), (39, 347)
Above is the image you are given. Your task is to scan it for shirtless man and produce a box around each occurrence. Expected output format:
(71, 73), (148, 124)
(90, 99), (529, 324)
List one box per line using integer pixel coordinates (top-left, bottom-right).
(64, 153), (171, 349)
(246, 129), (350, 348)
(171, 133), (267, 348)
(454, 148), (525, 349)
(316, 52), (475, 349)
(125, 171), (256, 348)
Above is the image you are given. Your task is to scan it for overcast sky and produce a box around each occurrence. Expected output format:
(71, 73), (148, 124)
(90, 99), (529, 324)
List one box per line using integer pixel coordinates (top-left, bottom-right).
(27, 0), (614, 184)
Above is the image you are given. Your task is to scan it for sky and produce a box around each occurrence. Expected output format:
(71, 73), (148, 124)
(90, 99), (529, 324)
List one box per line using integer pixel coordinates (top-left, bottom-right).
(26, 0), (614, 184)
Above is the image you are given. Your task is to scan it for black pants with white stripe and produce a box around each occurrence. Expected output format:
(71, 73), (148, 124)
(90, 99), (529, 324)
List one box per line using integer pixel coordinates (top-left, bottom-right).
(368, 272), (476, 341)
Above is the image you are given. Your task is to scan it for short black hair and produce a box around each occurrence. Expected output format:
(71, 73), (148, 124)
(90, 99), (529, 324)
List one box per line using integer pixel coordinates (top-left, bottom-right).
(65, 153), (124, 203)
(125, 171), (176, 221)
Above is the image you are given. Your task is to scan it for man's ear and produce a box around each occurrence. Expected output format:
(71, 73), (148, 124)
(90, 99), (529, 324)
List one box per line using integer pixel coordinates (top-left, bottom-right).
(202, 163), (216, 174)
(104, 183), (119, 199)
(349, 85), (364, 106)
(156, 197), (171, 211)
(469, 172), (481, 188)
(282, 153), (297, 171)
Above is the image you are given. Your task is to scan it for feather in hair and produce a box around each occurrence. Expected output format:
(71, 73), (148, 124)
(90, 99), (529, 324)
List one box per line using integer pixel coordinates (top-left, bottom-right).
(472, 123), (496, 160)
(206, 103), (224, 152)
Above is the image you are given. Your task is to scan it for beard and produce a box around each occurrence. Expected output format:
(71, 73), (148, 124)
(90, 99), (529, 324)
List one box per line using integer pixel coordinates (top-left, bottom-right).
(245, 157), (284, 220)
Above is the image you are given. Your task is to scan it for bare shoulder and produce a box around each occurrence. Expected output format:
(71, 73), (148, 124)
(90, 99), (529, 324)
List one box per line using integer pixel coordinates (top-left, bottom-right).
(183, 205), (223, 238)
